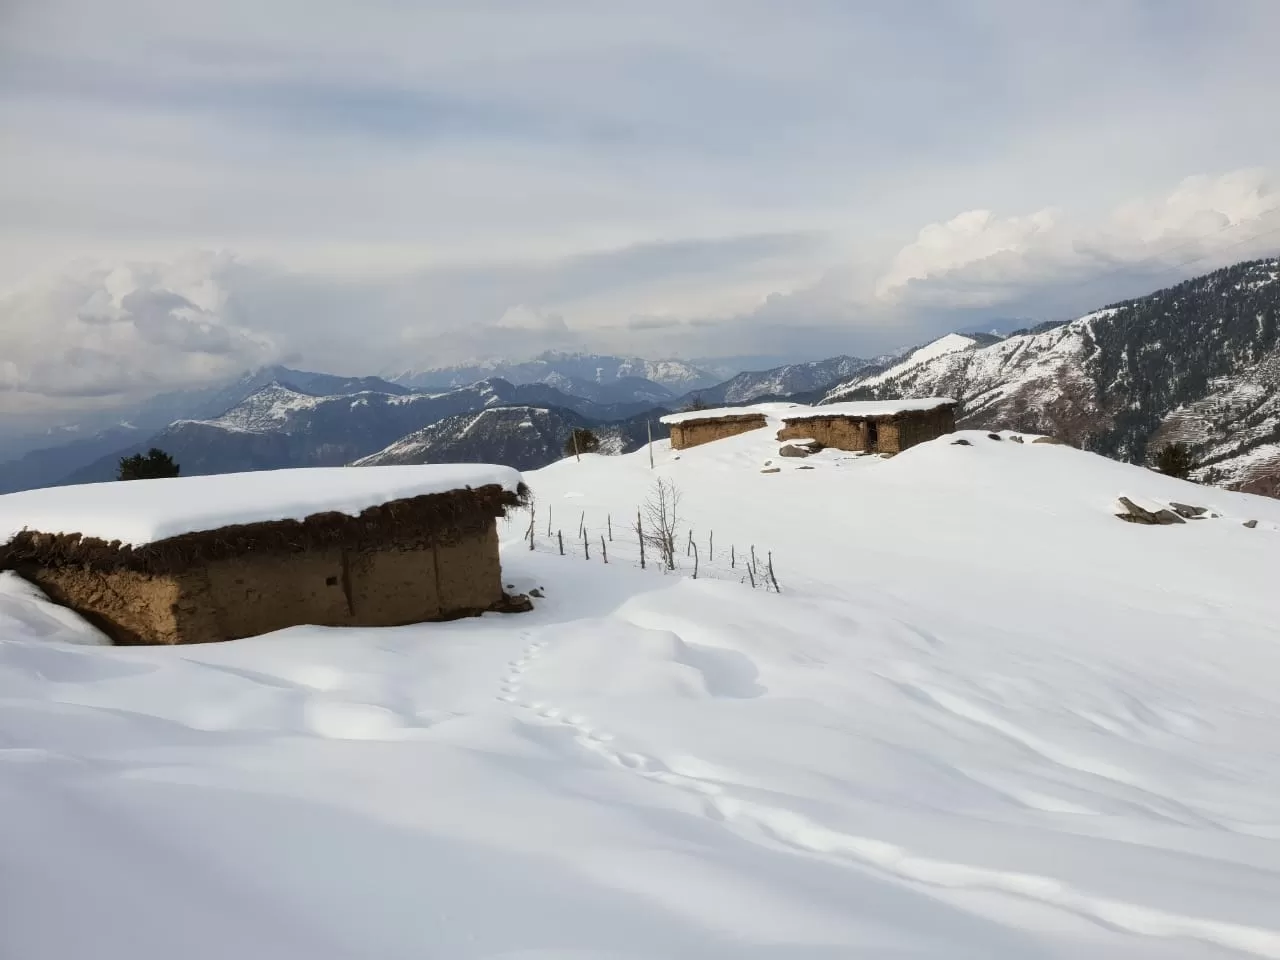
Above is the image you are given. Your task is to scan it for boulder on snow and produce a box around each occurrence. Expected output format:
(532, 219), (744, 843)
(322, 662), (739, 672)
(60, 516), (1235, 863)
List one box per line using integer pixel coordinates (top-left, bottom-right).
(951, 438), (972, 446)
(1009, 435), (1024, 444)
(1115, 496), (1186, 525)
(1169, 502), (1208, 519)
(760, 467), (782, 474)
(987, 433), (1003, 441)
(1243, 520), (1259, 529)
(779, 444), (812, 458)
(498, 594), (535, 614)
(1033, 436), (1066, 445)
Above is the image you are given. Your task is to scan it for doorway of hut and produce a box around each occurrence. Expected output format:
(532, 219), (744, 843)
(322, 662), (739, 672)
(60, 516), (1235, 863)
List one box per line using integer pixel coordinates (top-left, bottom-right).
(866, 420), (879, 452)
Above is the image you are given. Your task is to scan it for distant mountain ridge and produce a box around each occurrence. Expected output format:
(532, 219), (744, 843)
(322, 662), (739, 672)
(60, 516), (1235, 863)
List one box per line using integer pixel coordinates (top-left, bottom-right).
(60, 377), (672, 484)
(354, 406), (663, 471)
(825, 257), (1280, 495)
(6, 260), (1280, 499)
(391, 351), (721, 394)
(681, 355), (874, 408)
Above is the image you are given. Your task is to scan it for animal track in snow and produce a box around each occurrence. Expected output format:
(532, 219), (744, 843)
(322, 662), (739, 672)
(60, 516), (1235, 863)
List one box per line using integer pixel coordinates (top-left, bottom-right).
(502, 647), (1280, 959)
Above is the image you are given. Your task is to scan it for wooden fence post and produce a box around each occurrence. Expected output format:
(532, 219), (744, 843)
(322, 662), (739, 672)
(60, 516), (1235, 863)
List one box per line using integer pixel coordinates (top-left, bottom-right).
(558, 530), (564, 556)
(601, 535), (608, 564)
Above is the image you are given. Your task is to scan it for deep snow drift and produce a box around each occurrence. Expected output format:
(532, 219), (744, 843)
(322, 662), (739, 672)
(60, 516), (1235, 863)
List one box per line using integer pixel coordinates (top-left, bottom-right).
(3, 430), (1280, 959)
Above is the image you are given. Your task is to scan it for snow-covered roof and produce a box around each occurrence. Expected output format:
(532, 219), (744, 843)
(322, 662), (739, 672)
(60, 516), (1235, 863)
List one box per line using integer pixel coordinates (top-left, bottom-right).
(660, 402), (803, 426)
(0, 464), (524, 548)
(782, 398), (957, 421)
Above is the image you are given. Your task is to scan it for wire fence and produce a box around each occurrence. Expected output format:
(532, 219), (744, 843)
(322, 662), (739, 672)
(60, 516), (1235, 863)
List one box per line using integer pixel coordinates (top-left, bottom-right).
(501, 505), (781, 593)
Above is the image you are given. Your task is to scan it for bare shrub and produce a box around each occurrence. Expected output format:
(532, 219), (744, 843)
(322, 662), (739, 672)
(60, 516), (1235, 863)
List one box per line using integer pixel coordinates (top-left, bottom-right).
(642, 477), (682, 571)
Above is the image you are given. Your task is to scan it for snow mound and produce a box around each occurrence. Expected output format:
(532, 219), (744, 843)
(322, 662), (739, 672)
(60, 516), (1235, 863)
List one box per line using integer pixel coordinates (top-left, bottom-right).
(0, 464), (523, 546)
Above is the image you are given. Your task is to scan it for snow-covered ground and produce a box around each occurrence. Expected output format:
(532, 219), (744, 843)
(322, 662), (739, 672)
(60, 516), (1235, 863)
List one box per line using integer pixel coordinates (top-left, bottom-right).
(4, 430), (1280, 959)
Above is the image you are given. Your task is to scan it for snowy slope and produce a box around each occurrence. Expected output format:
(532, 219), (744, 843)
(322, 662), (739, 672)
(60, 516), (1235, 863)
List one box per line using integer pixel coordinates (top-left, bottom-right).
(353, 406), (594, 472)
(825, 320), (1104, 445)
(177, 381), (328, 434)
(824, 258), (1280, 498)
(3, 431), (1280, 958)
(851, 332), (979, 390)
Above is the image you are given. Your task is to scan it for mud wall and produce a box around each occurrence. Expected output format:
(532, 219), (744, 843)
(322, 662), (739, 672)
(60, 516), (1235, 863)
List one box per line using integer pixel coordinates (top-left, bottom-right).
(778, 407), (955, 454)
(669, 415), (768, 450)
(777, 417), (869, 451)
(19, 519), (508, 645)
(889, 407), (957, 453)
(21, 567), (189, 645)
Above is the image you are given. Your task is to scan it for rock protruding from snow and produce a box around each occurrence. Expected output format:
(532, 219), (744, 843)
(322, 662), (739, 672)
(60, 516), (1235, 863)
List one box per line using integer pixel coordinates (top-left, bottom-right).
(1114, 496), (1186, 525)
(779, 439), (823, 458)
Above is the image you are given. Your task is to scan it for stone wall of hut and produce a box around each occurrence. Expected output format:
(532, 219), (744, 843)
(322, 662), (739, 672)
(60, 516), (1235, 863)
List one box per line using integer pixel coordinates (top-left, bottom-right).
(669, 415), (767, 450)
(777, 406), (956, 454)
(21, 522), (505, 645)
(777, 416), (869, 451)
(888, 406), (957, 453)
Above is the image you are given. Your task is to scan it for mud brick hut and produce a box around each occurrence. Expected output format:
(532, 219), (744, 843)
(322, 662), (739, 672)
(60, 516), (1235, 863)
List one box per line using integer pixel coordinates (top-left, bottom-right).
(0, 465), (529, 645)
(777, 399), (958, 454)
(660, 404), (797, 450)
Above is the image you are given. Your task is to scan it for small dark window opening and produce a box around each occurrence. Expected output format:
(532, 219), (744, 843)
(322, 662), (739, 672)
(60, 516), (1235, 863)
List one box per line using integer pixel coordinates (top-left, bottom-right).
(867, 420), (879, 451)
(325, 576), (339, 586)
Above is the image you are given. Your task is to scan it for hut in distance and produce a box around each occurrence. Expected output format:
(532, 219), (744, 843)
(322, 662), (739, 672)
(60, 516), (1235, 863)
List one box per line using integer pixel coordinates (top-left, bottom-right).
(661, 403), (802, 450)
(777, 399), (957, 454)
(0, 465), (529, 645)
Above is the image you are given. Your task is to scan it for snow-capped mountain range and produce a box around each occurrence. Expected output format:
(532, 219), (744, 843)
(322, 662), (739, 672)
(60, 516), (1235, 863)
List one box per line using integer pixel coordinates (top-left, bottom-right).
(353, 406), (649, 471)
(3, 256), (1280, 498)
(681, 355), (876, 407)
(826, 258), (1280, 496)
(391, 352), (719, 395)
(59, 379), (670, 485)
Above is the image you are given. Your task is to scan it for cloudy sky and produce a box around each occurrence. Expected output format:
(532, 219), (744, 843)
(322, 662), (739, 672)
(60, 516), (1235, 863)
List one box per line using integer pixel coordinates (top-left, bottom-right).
(3, 0), (1279, 416)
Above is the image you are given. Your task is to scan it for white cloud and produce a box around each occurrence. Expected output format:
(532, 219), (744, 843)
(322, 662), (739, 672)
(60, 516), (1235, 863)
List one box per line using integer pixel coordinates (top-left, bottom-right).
(873, 170), (1280, 312)
(496, 305), (569, 333)
(2, 2), (1280, 417)
(876, 208), (1062, 301)
(0, 253), (279, 407)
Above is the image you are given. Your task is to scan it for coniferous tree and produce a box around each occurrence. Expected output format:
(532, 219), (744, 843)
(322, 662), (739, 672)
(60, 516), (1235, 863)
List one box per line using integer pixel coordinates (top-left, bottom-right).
(1154, 442), (1194, 480)
(118, 448), (181, 481)
(685, 395), (709, 412)
(563, 428), (601, 458)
